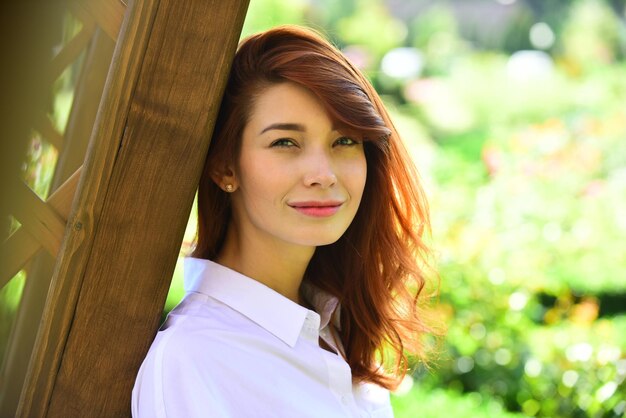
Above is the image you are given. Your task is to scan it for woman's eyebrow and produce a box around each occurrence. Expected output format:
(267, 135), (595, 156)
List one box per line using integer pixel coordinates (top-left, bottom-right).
(259, 123), (306, 134)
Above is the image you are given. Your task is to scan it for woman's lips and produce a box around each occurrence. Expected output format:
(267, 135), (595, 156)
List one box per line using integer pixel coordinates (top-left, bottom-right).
(288, 201), (343, 217)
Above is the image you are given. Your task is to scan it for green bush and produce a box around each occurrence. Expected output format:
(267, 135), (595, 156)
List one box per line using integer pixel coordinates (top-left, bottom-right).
(391, 384), (525, 418)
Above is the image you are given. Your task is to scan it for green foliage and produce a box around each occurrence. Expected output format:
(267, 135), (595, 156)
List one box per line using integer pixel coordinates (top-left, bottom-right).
(391, 384), (525, 418)
(335, 0), (407, 59)
(164, 257), (186, 315)
(561, 0), (623, 69)
(409, 3), (464, 77)
(241, 0), (307, 37)
(0, 272), (25, 363)
(405, 2), (626, 413)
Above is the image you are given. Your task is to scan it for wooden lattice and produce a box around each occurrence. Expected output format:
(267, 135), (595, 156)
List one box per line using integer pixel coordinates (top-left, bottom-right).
(1, 0), (125, 289)
(0, 1), (126, 416)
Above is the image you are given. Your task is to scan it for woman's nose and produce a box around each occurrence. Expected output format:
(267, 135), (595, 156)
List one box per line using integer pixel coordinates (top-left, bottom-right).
(303, 152), (337, 188)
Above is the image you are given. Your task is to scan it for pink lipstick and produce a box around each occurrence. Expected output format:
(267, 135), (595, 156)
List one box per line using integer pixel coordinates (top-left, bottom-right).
(288, 201), (343, 217)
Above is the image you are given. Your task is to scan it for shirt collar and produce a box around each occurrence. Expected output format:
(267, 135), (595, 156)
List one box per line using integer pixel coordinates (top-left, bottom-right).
(183, 257), (341, 347)
(300, 280), (341, 330)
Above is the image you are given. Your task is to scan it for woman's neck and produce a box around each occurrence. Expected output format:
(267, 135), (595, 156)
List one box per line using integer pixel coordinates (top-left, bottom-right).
(215, 225), (315, 305)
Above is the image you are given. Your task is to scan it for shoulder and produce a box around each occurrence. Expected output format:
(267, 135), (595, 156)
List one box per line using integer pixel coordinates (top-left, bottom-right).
(144, 296), (258, 372)
(132, 291), (302, 417)
(134, 293), (278, 390)
(131, 310), (246, 417)
(354, 381), (394, 418)
(164, 292), (261, 335)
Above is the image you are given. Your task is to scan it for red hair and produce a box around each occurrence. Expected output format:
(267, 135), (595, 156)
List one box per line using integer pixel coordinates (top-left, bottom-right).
(193, 25), (437, 389)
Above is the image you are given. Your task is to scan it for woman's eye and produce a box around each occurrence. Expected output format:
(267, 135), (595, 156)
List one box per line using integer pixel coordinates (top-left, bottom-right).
(270, 138), (297, 148)
(334, 136), (360, 146)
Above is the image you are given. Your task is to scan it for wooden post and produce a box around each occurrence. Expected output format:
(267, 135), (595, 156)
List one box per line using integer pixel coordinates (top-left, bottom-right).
(17, 0), (249, 416)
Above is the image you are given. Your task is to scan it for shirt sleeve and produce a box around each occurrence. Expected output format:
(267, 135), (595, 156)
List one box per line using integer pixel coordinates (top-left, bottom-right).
(131, 321), (230, 418)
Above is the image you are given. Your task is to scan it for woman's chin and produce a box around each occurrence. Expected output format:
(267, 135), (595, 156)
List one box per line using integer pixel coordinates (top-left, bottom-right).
(294, 234), (344, 248)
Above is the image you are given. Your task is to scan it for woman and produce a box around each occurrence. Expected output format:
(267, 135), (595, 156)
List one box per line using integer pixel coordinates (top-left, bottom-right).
(132, 25), (435, 417)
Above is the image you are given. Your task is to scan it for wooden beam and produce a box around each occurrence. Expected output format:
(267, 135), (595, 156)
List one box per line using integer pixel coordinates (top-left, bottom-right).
(70, 0), (127, 42)
(51, 28), (115, 190)
(0, 167), (80, 287)
(35, 115), (64, 153)
(0, 229), (38, 288)
(0, 250), (55, 418)
(18, 0), (249, 416)
(11, 181), (67, 257)
(49, 19), (96, 84)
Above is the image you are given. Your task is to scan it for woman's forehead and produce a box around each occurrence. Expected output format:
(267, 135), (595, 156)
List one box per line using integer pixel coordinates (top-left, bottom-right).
(246, 82), (333, 132)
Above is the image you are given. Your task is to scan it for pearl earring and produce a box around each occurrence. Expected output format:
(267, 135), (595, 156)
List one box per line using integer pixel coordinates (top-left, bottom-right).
(225, 184), (234, 192)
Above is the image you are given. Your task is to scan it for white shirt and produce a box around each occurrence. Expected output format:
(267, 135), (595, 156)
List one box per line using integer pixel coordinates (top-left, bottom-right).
(132, 257), (394, 418)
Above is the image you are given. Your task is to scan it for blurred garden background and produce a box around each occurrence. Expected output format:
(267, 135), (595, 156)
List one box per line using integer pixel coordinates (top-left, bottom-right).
(3, 0), (625, 416)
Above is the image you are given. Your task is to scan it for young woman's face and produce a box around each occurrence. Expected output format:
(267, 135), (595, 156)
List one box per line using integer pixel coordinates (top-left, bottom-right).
(228, 82), (367, 249)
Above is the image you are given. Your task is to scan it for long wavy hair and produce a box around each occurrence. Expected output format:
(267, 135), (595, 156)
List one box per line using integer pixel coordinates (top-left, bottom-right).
(192, 25), (437, 390)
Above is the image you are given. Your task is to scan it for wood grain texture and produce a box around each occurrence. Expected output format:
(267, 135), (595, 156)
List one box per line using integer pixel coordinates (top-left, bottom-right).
(0, 168), (81, 287)
(17, 0), (160, 415)
(17, 0), (249, 416)
(12, 181), (66, 257)
(71, 0), (126, 42)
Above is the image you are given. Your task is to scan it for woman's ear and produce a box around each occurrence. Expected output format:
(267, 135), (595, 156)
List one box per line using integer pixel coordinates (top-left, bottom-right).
(210, 165), (238, 193)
